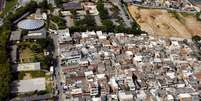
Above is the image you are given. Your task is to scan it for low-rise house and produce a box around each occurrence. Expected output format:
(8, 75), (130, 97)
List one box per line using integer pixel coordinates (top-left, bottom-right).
(118, 92), (134, 101)
(83, 2), (99, 15)
(60, 11), (72, 16)
(178, 93), (192, 101)
(61, 50), (81, 65)
(57, 29), (72, 44)
(62, 2), (82, 11)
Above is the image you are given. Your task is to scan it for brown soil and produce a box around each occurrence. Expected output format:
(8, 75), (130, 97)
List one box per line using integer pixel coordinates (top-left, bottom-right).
(128, 5), (201, 38)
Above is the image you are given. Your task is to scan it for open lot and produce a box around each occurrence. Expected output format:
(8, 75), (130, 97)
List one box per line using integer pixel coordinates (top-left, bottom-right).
(128, 5), (201, 38)
(20, 48), (35, 63)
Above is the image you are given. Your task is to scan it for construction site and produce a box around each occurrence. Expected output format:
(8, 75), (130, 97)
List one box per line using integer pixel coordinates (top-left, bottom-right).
(128, 5), (201, 38)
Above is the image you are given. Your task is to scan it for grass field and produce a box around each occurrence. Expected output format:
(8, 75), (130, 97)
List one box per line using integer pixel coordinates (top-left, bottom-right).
(19, 41), (45, 63)
(20, 48), (35, 63)
(18, 71), (46, 80)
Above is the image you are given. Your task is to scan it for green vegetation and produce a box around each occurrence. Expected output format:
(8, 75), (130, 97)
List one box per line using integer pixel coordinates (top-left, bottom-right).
(192, 35), (201, 43)
(0, 1), (54, 100)
(4, 0), (17, 14)
(50, 16), (66, 29)
(180, 12), (196, 17)
(49, 21), (58, 30)
(0, 1), (37, 99)
(18, 38), (54, 69)
(5, 1), (37, 23)
(45, 74), (53, 93)
(55, 0), (62, 7)
(0, 24), (11, 101)
(102, 19), (114, 32)
(168, 10), (181, 20)
(75, 15), (96, 28)
(55, 0), (70, 6)
(95, 0), (142, 34)
(97, 0), (109, 20)
(38, 0), (54, 12)
(196, 12), (201, 21)
(71, 14), (102, 32)
(69, 0), (142, 34)
(20, 47), (35, 63)
(18, 71), (46, 80)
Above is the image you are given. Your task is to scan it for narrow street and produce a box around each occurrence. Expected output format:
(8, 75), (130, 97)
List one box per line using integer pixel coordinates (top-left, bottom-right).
(49, 30), (63, 101)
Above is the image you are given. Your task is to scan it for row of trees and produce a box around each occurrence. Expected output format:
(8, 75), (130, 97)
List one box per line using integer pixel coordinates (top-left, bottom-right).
(5, 1), (37, 24)
(0, 23), (11, 101)
(0, 1), (41, 100)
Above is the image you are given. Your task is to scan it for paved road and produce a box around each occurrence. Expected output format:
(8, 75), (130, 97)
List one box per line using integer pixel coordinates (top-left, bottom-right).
(94, 15), (103, 26)
(110, 0), (132, 28)
(49, 30), (63, 101)
(65, 16), (74, 27)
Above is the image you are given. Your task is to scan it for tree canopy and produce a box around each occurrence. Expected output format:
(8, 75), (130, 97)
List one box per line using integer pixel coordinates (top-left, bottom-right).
(0, 24), (11, 101)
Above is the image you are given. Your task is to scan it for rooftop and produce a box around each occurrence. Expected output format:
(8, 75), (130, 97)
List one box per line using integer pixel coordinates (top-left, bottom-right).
(10, 31), (21, 41)
(63, 2), (82, 10)
(12, 78), (46, 93)
(17, 19), (45, 30)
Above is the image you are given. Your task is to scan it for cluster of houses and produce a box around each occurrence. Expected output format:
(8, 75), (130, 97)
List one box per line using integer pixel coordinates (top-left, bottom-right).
(57, 30), (201, 101)
(123, 0), (200, 13)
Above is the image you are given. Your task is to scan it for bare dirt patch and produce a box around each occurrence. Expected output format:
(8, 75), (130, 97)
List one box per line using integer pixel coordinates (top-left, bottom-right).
(183, 16), (201, 36)
(128, 5), (201, 38)
(23, 73), (32, 80)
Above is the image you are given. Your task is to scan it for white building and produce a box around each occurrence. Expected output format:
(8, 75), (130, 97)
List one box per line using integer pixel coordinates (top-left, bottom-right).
(15, 62), (41, 72)
(57, 29), (72, 44)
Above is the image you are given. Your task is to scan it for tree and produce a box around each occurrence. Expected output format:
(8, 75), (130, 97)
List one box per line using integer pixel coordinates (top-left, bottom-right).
(70, 10), (77, 18)
(51, 16), (66, 29)
(38, 0), (49, 12)
(97, 0), (109, 20)
(114, 25), (126, 33)
(55, 0), (62, 7)
(21, 30), (28, 36)
(83, 15), (96, 27)
(130, 22), (142, 35)
(0, 63), (11, 101)
(0, 27), (11, 100)
(74, 14), (96, 30)
(4, 1), (37, 23)
(192, 35), (201, 43)
(102, 19), (114, 32)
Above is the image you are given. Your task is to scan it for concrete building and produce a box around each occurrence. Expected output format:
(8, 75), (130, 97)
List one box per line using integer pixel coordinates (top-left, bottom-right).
(57, 29), (72, 44)
(13, 62), (40, 72)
